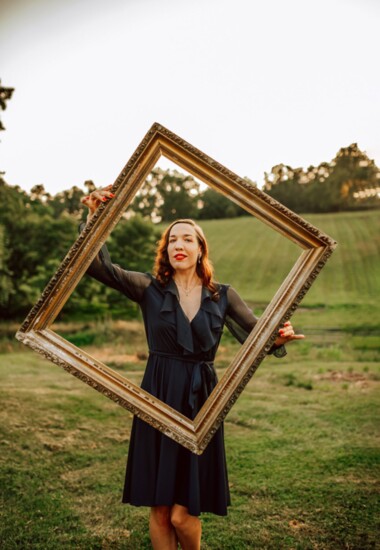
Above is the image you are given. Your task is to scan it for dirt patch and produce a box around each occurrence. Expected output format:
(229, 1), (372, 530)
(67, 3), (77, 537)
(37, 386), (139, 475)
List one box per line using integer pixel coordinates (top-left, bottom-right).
(316, 370), (377, 388)
(51, 319), (142, 334)
(289, 518), (307, 530)
(36, 428), (97, 452)
(72, 494), (134, 541)
(85, 345), (147, 365)
(332, 474), (379, 485)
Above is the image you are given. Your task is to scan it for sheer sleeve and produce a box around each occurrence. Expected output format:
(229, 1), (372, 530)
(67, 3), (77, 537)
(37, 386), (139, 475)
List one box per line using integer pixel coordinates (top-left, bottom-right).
(225, 287), (258, 342)
(225, 286), (286, 358)
(79, 223), (151, 303)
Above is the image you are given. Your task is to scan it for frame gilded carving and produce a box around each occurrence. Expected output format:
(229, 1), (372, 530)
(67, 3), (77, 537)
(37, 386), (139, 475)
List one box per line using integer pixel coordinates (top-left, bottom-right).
(16, 123), (336, 454)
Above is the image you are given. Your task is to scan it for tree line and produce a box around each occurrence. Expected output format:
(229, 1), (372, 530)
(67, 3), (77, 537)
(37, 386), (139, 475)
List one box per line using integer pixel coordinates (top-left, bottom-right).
(1, 141), (379, 320)
(0, 172), (249, 320)
(120, 143), (380, 219)
(0, 178), (160, 320)
(263, 143), (380, 213)
(1, 83), (378, 320)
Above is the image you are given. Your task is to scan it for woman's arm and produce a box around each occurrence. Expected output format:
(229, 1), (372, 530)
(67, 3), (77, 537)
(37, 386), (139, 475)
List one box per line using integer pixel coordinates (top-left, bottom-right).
(225, 286), (258, 335)
(225, 286), (304, 357)
(80, 186), (151, 303)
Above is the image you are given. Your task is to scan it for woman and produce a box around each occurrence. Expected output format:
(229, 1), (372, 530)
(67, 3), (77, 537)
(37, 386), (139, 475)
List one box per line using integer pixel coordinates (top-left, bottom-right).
(82, 186), (304, 550)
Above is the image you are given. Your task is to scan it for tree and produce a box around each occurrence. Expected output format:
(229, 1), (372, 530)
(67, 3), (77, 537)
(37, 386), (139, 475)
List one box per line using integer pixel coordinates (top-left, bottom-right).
(131, 168), (200, 222)
(48, 185), (85, 218)
(0, 80), (14, 132)
(263, 145), (380, 213)
(197, 188), (247, 219)
(324, 144), (379, 210)
(0, 179), (160, 320)
(0, 223), (13, 307)
(107, 214), (160, 273)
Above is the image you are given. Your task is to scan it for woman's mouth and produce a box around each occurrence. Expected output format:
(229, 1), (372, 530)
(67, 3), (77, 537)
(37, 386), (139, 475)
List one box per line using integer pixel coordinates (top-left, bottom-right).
(174, 254), (186, 260)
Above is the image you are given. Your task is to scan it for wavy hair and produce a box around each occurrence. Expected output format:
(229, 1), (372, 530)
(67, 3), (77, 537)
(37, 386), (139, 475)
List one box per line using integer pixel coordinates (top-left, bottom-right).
(154, 219), (219, 299)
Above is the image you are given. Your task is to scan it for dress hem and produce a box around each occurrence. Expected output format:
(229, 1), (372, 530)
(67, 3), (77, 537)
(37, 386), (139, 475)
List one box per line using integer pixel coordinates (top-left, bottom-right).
(122, 499), (230, 517)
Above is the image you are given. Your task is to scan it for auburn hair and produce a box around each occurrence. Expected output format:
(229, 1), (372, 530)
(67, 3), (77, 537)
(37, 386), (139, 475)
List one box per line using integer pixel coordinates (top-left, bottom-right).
(154, 219), (219, 300)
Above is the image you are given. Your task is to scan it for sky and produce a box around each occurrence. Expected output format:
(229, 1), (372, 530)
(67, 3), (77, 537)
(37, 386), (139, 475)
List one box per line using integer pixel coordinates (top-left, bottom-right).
(1, 0), (379, 195)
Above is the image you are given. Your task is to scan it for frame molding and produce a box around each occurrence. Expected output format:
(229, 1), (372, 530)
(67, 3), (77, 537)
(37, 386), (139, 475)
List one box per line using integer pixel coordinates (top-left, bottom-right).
(16, 123), (337, 454)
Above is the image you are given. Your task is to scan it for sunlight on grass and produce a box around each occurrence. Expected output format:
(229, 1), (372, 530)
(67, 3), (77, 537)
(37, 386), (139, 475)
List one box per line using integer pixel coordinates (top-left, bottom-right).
(1, 211), (379, 548)
(1, 314), (379, 549)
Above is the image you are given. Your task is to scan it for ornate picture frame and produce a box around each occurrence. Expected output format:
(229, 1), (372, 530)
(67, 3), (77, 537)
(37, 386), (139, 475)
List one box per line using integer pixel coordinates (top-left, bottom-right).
(16, 123), (336, 454)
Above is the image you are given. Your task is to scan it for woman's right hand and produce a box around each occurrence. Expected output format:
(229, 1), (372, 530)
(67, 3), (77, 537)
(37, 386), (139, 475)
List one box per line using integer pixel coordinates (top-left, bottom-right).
(81, 185), (115, 218)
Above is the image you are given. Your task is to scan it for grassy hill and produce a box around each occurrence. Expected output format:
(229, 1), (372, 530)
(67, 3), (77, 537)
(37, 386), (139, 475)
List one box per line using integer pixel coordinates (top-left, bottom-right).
(198, 210), (379, 308)
(1, 210), (379, 549)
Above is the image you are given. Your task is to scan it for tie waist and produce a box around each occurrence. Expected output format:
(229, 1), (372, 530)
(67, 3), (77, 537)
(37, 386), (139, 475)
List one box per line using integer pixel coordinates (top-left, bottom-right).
(149, 351), (217, 411)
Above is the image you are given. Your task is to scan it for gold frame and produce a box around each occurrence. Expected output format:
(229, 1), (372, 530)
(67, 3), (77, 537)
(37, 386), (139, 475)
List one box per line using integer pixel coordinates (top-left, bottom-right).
(16, 123), (336, 454)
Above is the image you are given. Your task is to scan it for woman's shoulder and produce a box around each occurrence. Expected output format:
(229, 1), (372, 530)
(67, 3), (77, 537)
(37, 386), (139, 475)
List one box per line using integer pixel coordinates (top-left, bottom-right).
(146, 273), (167, 293)
(217, 284), (245, 305)
(217, 282), (230, 293)
(213, 282), (230, 302)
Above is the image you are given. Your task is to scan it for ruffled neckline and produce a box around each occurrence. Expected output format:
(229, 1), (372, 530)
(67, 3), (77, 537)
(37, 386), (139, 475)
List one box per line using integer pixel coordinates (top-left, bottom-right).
(154, 278), (224, 356)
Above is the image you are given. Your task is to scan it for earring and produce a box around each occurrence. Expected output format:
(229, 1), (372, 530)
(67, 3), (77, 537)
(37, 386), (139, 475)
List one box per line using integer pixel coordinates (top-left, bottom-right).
(197, 254), (201, 264)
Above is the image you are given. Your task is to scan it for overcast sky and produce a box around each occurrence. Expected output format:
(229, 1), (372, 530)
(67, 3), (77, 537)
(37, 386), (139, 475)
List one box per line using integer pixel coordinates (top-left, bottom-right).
(1, 0), (379, 194)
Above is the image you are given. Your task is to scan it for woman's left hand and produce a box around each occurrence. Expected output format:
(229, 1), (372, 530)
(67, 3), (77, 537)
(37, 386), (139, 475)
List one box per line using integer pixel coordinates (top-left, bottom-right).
(274, 321), (305, 346)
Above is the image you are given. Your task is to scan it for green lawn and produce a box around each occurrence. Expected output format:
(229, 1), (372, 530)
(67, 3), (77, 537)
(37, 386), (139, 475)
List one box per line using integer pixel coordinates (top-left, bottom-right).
(1, 331), (379, 549)
(200, 210), (380, 308)
(1, 210), (379, 549)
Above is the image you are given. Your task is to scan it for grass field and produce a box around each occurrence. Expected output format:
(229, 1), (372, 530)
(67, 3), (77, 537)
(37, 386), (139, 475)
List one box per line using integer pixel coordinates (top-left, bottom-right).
(200, 209), (380, 308)
(1, 210), (379, 549)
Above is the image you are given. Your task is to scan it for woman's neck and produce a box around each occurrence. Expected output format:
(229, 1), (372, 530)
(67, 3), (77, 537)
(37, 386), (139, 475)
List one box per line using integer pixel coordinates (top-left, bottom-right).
(173, 270), (201, 291)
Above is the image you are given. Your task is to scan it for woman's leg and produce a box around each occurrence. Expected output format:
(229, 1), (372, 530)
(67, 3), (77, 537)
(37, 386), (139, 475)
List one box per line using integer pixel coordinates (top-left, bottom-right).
(149, 506), (178, 550)
(170, 504), (201, 550)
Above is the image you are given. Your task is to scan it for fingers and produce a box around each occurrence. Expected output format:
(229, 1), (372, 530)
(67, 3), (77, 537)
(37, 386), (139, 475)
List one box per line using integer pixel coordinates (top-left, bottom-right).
(278, 323), (294, 338)
(278, 321), (305, 342)
(91, 190), (112, 202)
(97, 188), (115, 200)
(81, 186), (115, 211)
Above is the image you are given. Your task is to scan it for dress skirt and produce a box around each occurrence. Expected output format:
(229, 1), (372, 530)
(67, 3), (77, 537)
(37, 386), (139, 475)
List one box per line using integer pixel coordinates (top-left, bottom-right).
(122, 354), (231, 516)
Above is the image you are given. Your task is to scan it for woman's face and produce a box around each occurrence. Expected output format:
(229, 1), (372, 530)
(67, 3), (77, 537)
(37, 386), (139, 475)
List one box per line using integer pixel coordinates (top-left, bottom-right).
(167, 223), (202, 272)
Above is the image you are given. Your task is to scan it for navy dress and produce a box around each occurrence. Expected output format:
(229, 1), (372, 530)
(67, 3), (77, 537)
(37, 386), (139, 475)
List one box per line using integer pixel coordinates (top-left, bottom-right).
(86, 244), (284, 516)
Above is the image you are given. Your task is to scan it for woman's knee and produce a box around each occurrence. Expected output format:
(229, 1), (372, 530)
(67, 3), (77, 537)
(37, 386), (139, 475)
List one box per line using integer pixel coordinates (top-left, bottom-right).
(151, 506), (172, 528)
(170, 505), (193, 529)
